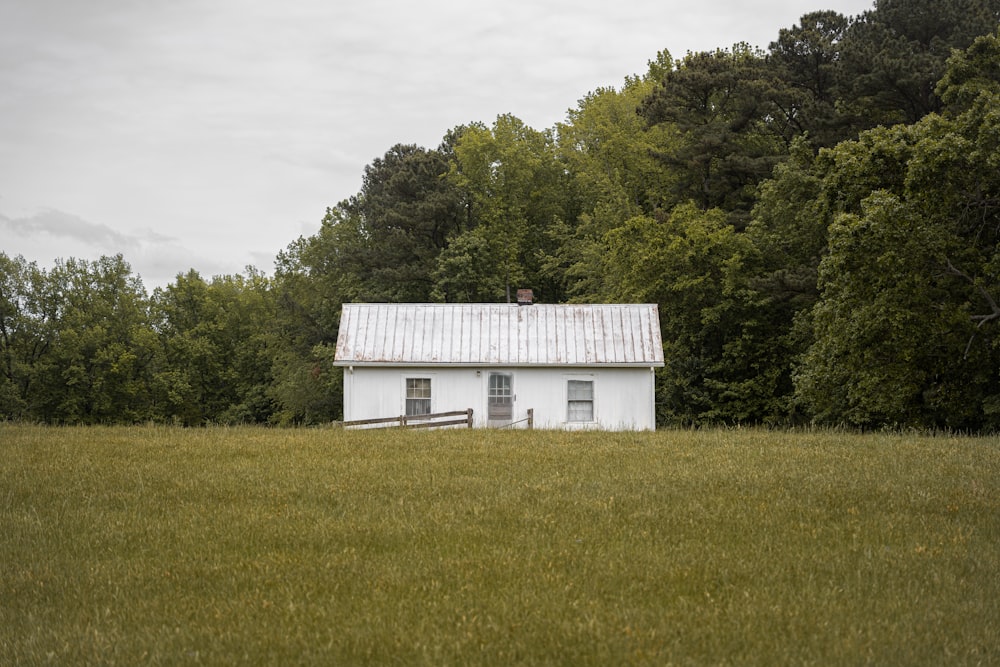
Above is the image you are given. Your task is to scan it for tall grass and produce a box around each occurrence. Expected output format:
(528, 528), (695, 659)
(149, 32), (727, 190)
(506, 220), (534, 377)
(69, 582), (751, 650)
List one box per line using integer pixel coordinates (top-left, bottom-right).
(1, 425), (998, 665)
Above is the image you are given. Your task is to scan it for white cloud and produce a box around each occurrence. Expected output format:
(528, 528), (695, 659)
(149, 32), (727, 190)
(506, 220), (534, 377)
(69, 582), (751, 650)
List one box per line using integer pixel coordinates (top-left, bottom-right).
(2, 208), (149, 249)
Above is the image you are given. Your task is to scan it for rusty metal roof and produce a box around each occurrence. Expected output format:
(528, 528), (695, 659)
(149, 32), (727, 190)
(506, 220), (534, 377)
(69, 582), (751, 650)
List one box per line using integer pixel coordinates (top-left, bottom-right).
(334, 303), (664, 367)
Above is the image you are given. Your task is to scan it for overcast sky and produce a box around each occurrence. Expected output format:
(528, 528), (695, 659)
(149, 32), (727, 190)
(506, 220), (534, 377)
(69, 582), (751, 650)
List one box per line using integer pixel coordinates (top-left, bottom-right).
(1, 0), (875, 289)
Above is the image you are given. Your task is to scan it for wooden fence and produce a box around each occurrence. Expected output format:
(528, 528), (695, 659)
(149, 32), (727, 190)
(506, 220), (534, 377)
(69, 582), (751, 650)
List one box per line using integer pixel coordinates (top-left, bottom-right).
(341, 409), (474, 430)
(501, 408), (534, 429)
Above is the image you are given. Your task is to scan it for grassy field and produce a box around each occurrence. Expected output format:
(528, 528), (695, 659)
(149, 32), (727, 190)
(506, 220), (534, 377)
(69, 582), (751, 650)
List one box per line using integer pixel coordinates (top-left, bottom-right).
(1, 425), (998, 666)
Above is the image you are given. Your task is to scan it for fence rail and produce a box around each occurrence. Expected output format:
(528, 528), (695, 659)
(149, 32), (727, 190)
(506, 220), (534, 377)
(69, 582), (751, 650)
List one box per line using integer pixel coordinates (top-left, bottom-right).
(342, 409), (474, 430)
(501, 408), (534, 429)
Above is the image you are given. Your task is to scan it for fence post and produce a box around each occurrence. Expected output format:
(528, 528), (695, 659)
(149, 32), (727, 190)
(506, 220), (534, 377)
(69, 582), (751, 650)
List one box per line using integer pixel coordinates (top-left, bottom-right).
(466, 408), (474, 428)
(400, 415), (406, 428)
(527, 408), (534, 430)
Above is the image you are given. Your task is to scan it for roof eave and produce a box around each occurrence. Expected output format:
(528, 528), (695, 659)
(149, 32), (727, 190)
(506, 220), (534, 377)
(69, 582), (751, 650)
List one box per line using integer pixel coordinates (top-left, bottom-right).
(333, 361), (665, 368)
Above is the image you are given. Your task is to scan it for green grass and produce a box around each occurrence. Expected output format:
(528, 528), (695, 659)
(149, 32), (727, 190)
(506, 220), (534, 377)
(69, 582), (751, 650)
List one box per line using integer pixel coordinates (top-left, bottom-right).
(1, 425), (998, 665)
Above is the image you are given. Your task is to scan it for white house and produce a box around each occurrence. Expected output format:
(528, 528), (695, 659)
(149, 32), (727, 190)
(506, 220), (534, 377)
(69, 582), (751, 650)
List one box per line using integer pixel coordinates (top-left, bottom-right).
(333, 302), (664, 431)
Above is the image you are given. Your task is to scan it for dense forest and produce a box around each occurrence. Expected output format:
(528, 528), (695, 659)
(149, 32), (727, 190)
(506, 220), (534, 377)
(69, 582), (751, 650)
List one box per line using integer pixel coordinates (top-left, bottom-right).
(3, 0), (1000, 430)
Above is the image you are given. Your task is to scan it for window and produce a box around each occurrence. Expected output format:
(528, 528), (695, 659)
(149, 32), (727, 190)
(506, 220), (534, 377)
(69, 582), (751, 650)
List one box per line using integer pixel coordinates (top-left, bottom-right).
(567, 380), (594, 422)
(488, 373), (513, 421)
(405, 378), (431, 416)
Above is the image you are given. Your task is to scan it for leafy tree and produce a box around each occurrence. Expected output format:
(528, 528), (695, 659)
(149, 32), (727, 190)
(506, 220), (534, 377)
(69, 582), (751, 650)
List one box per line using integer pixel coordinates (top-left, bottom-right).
(30, 255), (157, 423)
(545, 55), (680, 301)
(211, 269), (276, 424)
(341, 142), (464, 302)
(747, 139), (827, 301)
(440, 114), (573, 302)
(766, 10), (855, 148)
(837, 0), (1000, 129)
(430, 227), (509, 303)
(936, 24), (1000, 108)
(267, 210), (357, 424)
(264, 133), (469, 424)
(730, 139), (837, 423)
(795, 32), (1000, 429)
(0, 254), (56, 419)
(558, 53), (677, 218)
(795, 192), (969, 427)
(602, 203), (773, 424)
(640, 44), (789, 224)
(151, 269), (275, 425)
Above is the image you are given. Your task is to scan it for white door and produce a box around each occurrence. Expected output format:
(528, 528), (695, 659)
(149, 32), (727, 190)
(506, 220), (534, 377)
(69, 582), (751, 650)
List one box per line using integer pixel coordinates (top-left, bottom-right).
(487, 372), (513, 426)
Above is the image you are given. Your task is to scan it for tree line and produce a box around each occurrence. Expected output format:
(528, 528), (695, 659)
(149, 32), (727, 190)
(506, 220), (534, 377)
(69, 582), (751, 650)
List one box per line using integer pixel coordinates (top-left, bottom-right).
(3, 0), (999, 430)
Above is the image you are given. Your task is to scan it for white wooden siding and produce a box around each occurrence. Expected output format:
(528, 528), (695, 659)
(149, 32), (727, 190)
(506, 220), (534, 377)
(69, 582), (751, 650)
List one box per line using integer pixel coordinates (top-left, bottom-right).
(343, 366), (657, 430)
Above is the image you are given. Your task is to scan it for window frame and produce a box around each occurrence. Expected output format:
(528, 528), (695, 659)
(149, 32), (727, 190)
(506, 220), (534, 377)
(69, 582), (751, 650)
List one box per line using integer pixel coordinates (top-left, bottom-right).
(404, 377), (432, 417)
(566, 378), (595, 423)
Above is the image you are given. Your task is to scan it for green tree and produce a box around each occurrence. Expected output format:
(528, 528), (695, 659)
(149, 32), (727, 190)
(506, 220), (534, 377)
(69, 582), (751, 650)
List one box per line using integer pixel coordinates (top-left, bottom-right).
(0, 254), (57, 419)
(151, 269), (275, 425)
(430, 228), (509, 303)
(30, 255), (157, 423)
(766, 10), (855, 148)
(836, 0), (1000, 129)
(267, 210), (357, 424)
(640, 44), (789, 224)
(795, 32), (1000, 429)
(795, 192), (970, 427)
(545, 55), (680, 301)
(603, 203), (771, 424)
(440, 114), (573, 302)
(340, 142), (464, 302)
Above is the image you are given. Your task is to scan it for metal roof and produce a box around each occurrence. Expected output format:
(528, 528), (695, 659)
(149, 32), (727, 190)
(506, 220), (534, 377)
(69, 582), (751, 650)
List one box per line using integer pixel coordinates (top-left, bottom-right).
(334, 303), (664, 367)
